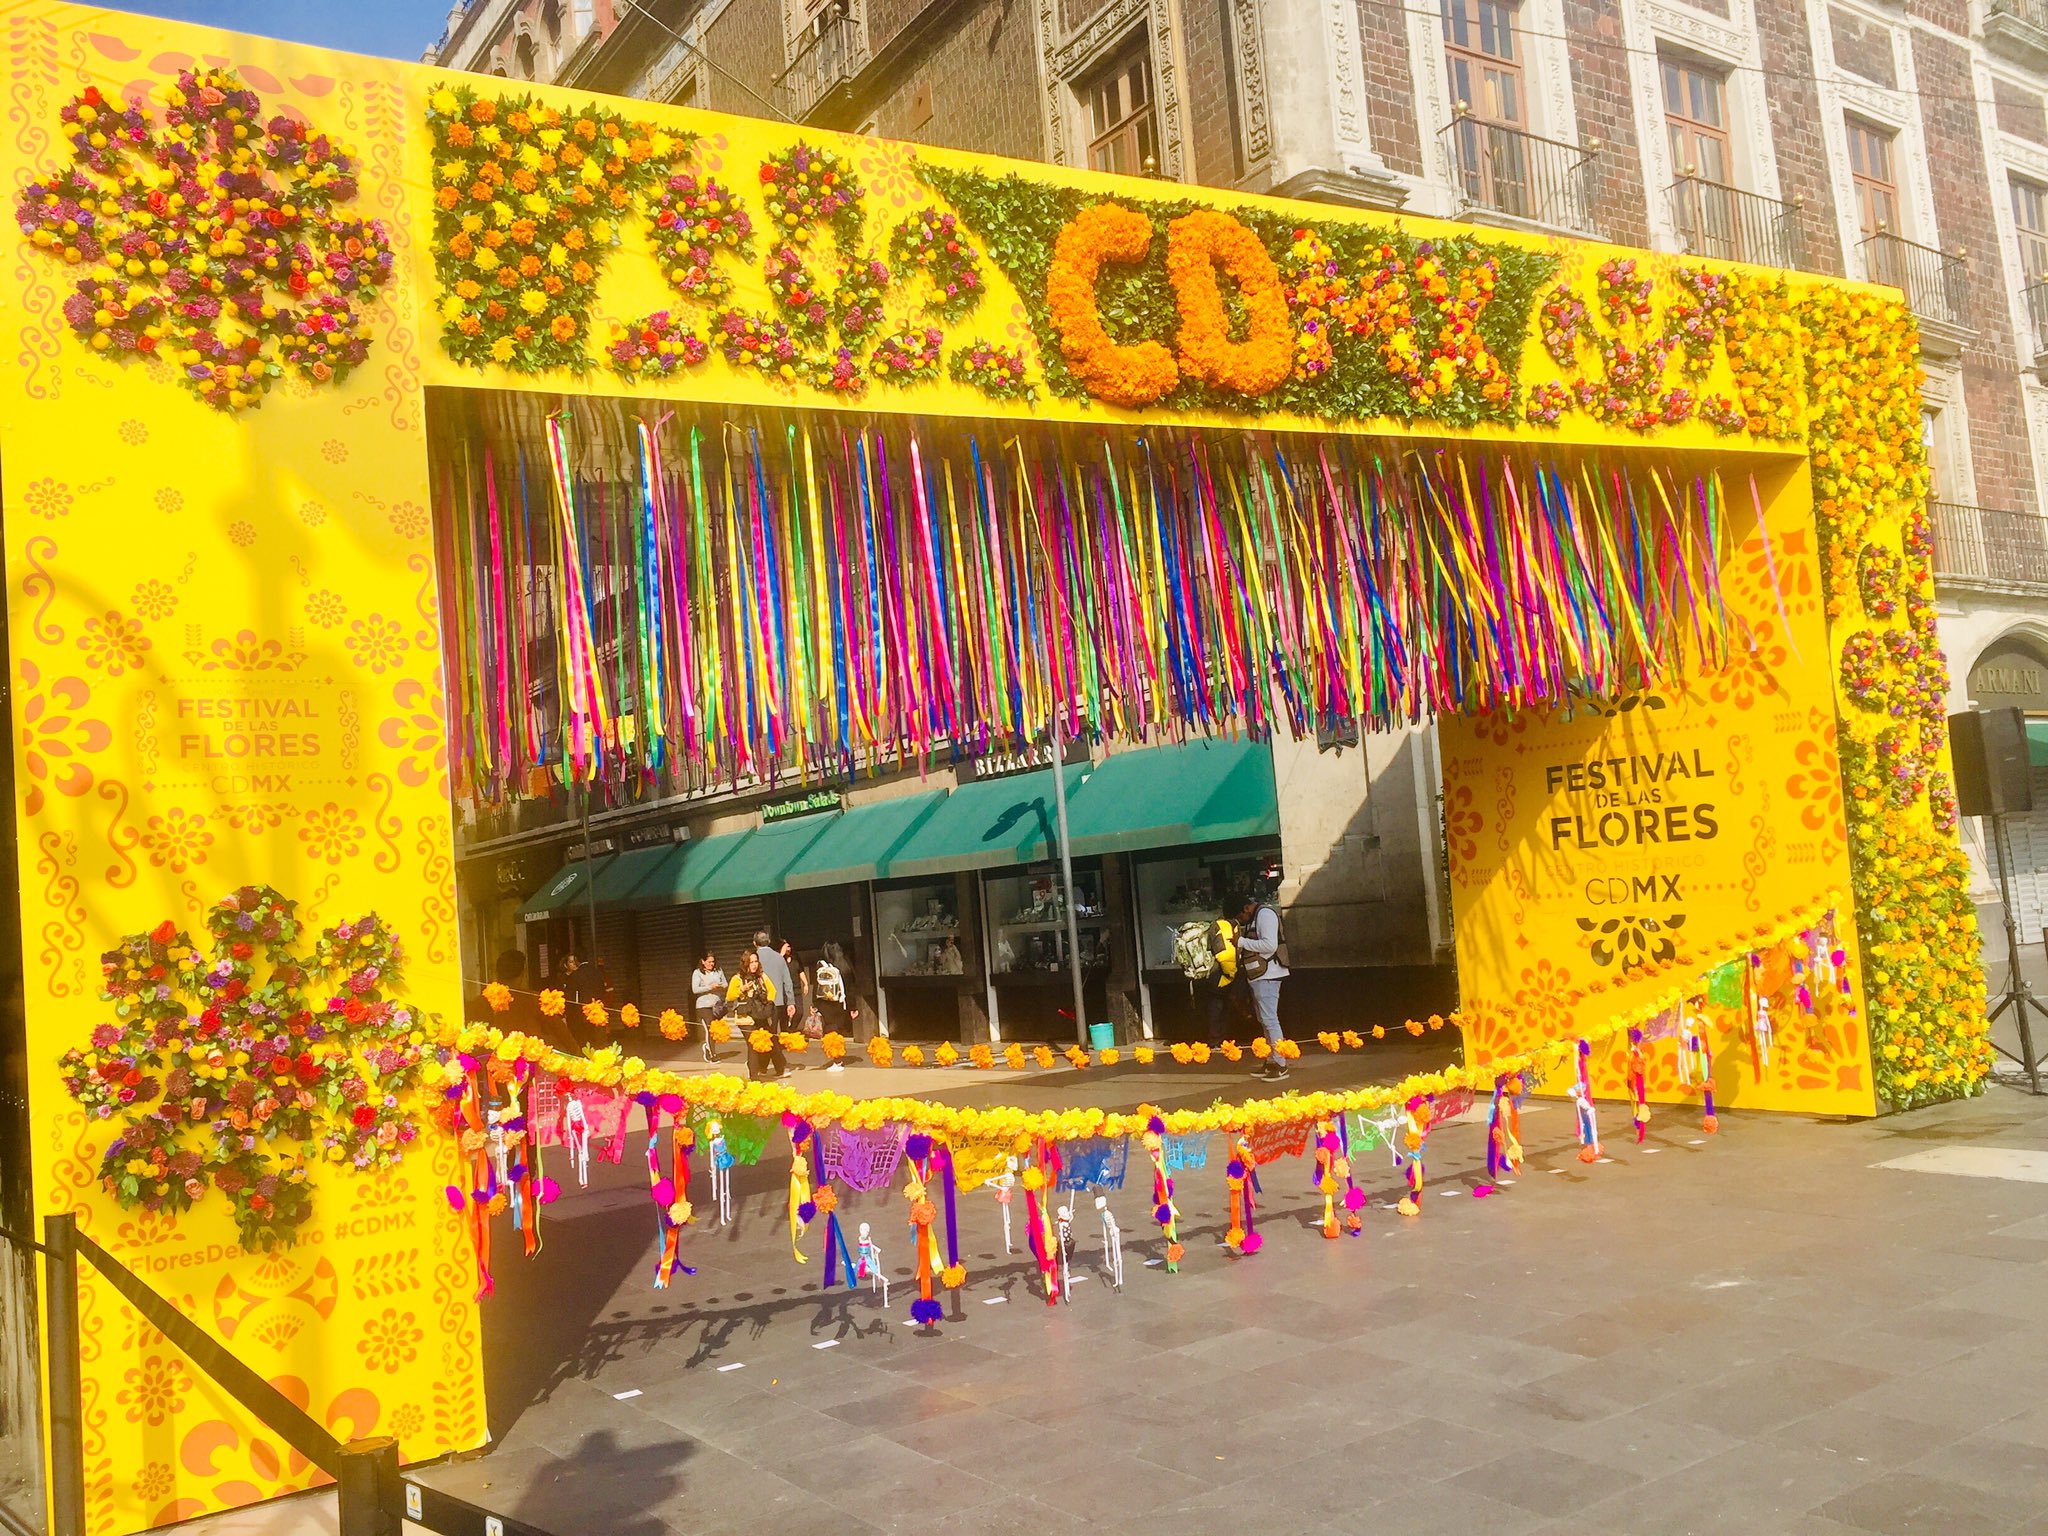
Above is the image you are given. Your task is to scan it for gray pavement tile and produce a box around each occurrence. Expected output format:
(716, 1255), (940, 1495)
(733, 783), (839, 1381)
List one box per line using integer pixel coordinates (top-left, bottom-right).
(1836, 1350), (2039, 1433)
(1449, 1443), (1642, 1518)
(1910, 1431), (2048, 1502)
(1343, 1414), (1537, 1482)
(1661, 1354), (1895, 1436)
(1025, 1452), (1209, 1520)
(1982, 1405), (2048, 1451)
(1533, 1407), (1745, 1479)
(927, 1495), (1096, 1536)
(1174, 1322), (1323, 1373)
(1354, 1478), (1549, 1534)
(771, 1432), (998, 1516)
(1817, 1471), (2040, 1535)
(819, 1381), (979, 1431)
(879, 1403), (1059, 1464)
(1777, 1404), (1970, 1468)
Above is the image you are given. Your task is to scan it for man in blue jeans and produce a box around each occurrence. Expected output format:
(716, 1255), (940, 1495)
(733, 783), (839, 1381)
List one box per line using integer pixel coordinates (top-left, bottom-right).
(1235, 889), (1289, 1081)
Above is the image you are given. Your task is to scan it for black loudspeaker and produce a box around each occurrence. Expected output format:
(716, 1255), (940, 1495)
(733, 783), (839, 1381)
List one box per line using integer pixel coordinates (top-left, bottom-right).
(1950, 708), (2034, 817)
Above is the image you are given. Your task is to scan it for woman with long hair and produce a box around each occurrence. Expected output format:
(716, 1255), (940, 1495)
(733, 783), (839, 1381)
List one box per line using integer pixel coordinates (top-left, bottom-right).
(726, 948), (782, 1079)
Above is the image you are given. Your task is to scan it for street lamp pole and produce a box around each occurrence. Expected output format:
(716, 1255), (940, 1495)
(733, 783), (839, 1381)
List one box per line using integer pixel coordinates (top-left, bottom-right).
(1048, 713), (1088, 1046)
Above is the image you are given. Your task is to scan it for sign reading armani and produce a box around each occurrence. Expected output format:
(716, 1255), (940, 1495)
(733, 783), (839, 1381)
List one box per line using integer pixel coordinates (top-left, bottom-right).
(1970, 638), (2048, 712)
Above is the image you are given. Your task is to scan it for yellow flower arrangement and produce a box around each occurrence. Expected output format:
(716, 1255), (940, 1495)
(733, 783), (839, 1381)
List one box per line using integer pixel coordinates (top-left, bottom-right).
(482, 983), (512, 1012)
(658, 1009), (688, 1041)
(538, 989), (565, 1018)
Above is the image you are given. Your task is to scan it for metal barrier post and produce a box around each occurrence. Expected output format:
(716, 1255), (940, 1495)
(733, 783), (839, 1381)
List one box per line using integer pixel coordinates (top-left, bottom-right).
(336, 1436), (400, 1536)
(41, 1214), (83, 1536)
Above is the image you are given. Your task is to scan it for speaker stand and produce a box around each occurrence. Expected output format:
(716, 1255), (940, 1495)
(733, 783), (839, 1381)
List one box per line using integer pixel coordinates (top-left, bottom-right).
(1986, 810), (2047, 1095)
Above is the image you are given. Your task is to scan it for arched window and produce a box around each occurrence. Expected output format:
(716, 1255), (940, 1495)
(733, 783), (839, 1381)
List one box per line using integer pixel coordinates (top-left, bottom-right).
(515, 33), (538, 79)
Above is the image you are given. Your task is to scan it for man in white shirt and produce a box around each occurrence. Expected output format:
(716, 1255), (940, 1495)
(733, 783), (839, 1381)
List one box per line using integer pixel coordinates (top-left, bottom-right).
(1235, 890), (1290, 1081)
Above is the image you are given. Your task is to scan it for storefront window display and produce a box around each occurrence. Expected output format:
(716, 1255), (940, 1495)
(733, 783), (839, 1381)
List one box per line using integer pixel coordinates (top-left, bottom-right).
(1132, 847), (1284, 971)
(985, 864), (1115, 1037)
(873, 877), (974, 1040)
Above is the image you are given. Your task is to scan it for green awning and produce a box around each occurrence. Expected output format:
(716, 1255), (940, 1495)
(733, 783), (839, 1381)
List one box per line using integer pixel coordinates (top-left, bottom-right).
(1060, 738), (1278, 856)
(624, 816), (832, 907)
(878, 765), (1087, 879)
(782, 791), (947, 890)
(590, 843), (682, 905)
(2029, 720), (2048, 767)
(517, 856), (612, 921)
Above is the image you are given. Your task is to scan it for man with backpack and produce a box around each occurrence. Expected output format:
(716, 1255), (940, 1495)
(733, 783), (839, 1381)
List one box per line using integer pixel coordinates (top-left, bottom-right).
(1172, 910), (1242, 1044)
(1235, 886), (1290, 1081)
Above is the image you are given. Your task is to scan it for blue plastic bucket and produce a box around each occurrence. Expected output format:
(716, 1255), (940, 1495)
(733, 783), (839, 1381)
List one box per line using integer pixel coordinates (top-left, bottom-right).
(1088, 1021), (1116, 1051)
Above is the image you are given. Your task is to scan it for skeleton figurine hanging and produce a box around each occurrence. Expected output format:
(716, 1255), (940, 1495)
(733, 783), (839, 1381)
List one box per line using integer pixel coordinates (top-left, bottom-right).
(1054, 1205), (1075, 1302)
(1140, 1116), (1184, 1270)
(1313, 1121), (1349, 1238)
(990, 1156), (1019, 1253)
(705, 1117), (734, 1225)
(1753, 995), (1775, 1072)
(561, 1091), (592, 1189)
(855, 1221), (889, 1307)
(1095, 1195), (1124, 1289)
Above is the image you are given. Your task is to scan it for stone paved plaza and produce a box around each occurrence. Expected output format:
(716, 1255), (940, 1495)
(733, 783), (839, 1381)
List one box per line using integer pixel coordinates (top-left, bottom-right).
(376, 1061), (2048, 1536)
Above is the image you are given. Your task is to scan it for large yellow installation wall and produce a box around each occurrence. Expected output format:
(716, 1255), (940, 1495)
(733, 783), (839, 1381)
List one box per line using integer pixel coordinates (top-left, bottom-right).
(1, 11), (481, 1535)
(0, 1), (1973, 1531)
(1442, 464), (1876, 1116)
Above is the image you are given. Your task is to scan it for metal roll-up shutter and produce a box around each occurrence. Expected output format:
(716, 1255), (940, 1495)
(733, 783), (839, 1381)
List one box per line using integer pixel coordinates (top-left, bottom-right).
(634, 906), (698, 1017)
(594, 911), (637, 1000)
(699, 896), (768, 974)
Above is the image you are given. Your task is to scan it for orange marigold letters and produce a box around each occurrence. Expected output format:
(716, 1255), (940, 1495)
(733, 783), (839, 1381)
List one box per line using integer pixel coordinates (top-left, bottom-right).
(1165, 209), (1292, 395)
(1045, 202), (1179, 407)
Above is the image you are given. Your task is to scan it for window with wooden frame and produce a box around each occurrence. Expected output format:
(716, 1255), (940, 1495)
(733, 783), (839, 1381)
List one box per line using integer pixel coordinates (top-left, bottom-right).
(1085, 40), (1159, 177)
(1441, 0), (1523, 127)
(1662, 55), (1730, 184)
(2014, 175), (2048, 282)
(1846, 115), (1900, 240)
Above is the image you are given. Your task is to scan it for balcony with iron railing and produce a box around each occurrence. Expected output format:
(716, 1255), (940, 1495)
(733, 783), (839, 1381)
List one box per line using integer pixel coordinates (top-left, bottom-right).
(772, 3), (867, 124)
(1931, 499), (2048, 589)
(1438, 111), (1599, 236)
(1986, 0), (2048, 71)
(1666, 174), (1805, 270)
(2024, 279), (2048, 378)
(1858, 230), (1971, 341)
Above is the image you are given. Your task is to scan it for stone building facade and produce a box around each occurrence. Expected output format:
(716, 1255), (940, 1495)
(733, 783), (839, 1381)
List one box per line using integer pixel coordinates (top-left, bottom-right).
(427, 0), (2048, 980)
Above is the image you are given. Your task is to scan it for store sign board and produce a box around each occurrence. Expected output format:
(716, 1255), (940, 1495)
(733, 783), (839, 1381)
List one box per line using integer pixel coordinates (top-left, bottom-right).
(1969, 640), (2048, 711)
(761, 790), (843, 823)
(1440, 466), (1875, 1117)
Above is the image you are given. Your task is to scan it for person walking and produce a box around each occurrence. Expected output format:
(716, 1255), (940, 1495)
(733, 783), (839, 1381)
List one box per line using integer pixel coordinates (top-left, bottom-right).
(690, 949), (726, 1062)
(727, 949), (782, 1079)
(756, 929), (797, 1032)
(814, 943), (852, 1074)
(1236, 887), (1290, 1081)
(778, 938), (811, 1021)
